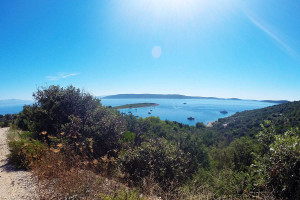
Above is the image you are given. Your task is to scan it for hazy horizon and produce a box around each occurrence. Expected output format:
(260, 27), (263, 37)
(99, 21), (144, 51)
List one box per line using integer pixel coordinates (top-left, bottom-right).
(0, 93), (292, 102)
(1, 0), (299, 101)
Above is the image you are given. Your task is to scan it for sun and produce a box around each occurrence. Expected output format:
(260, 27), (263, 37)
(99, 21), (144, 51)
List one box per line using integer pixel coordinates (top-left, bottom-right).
(114, 0), (234, 28)
(142, 0), (201, 19)
(116, 0), (206, 24)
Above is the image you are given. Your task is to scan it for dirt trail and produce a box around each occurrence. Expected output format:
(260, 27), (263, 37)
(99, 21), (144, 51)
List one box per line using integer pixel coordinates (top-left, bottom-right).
(0, 128), (37, 200)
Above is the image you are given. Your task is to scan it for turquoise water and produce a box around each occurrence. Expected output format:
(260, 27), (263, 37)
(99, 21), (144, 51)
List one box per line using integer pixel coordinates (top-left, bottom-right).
(0, 99), (277, 126)
(101, 99), (277, 126)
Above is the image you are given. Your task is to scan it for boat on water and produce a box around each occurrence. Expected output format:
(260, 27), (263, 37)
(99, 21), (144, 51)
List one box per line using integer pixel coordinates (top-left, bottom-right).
(148, 112), (151, 114)
(183, 103), (187, 104)
(220, 110), (228, 114)
(187, 117), (195, 120)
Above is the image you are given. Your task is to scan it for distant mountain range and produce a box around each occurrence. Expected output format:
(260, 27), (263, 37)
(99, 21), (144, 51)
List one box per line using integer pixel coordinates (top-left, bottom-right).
(102, 94), (289, 104)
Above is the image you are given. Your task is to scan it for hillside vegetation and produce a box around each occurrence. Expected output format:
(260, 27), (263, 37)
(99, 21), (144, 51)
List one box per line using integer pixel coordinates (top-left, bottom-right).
(212, 101), (300, 140)
(3, 85), (300, 199)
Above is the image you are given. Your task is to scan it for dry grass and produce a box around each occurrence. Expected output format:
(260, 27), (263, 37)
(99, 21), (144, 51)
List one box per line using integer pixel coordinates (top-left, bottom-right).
(31, 147), (127, 199)
(29, 144), (211, 200)
(27, 137), (148, 200)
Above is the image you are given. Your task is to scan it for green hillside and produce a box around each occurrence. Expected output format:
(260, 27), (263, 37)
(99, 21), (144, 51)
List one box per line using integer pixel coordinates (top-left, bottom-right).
(213, 100), (300, 138)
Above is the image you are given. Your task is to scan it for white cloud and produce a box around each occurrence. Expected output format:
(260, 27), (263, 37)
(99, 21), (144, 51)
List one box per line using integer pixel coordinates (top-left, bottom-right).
(46, 73), (79, 81)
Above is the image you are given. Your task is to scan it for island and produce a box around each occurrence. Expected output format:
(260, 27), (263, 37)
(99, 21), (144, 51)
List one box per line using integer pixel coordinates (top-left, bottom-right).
(103, 94), (221, 99)
(102, 94), (289, 104)
(220, 110), (228, 114)
(112, 103), (159, 109)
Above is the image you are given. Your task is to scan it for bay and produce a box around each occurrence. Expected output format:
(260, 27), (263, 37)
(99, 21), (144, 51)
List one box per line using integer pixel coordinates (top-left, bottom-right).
(101, 98), (277, 126)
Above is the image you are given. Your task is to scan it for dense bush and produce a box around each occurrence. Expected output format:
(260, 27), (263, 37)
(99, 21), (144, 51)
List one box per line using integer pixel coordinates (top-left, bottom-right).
(123, 115), (210, 171)
(250, 125), (300, 199)
(15, 105), (36, 131)
(18, 85), (101, 136)
(191, 168), (247, 197)
(16, 85), (126, 157)
(210, 137), (259, 171)
(120, 138), (191, 186)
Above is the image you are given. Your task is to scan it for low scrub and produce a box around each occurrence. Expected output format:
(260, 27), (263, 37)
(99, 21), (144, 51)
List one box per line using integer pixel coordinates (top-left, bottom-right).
(31, 143), (144, 199)
(7, 130), (46, 169)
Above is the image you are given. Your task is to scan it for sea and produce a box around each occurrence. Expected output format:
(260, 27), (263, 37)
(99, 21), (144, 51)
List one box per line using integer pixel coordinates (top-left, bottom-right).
(0, 99), (277, 126)
(101, 98), (277, 126)
(0, 105), (26, 116)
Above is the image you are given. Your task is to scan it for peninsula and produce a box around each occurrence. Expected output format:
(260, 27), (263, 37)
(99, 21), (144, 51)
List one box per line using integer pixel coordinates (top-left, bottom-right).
(112, 103), (159, 109)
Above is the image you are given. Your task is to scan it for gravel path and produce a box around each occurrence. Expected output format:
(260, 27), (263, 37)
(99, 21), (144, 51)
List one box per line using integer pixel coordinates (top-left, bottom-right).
(0, 128), (37, 200)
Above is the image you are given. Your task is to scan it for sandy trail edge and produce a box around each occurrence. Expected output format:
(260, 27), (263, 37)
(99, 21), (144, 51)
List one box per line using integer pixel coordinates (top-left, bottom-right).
(0, 128), (37, 200)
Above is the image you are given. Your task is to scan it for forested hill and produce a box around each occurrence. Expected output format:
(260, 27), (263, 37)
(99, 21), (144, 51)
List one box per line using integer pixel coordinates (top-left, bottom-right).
(212, 100), (300, 138)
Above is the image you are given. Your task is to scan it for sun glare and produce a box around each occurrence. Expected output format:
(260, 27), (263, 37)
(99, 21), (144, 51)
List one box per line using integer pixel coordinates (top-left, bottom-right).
(147, 0), (197, 12)
(114, 0), (233, 28)
(117, 0), (207, 24)
(143, 0), (201, 19)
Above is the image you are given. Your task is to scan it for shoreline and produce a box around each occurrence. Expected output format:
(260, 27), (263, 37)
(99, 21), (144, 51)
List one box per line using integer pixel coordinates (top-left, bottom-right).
(206, 121), (217, 127)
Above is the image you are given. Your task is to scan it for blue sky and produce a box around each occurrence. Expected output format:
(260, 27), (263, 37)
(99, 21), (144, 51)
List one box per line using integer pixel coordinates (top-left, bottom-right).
(0, 0), (299, 100)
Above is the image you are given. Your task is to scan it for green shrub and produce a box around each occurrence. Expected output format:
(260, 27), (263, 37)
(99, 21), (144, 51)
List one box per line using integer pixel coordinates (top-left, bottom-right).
(8, 138), (46, 169)
(16, 85), (126, 158)
(190, 168), (247, 197)
(250, 125), (300, 199)
(120, 138), (190, 187)
(15, 105), (36, 131)
(210, 137), (259, 171)
(121, 131), (136, 143)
